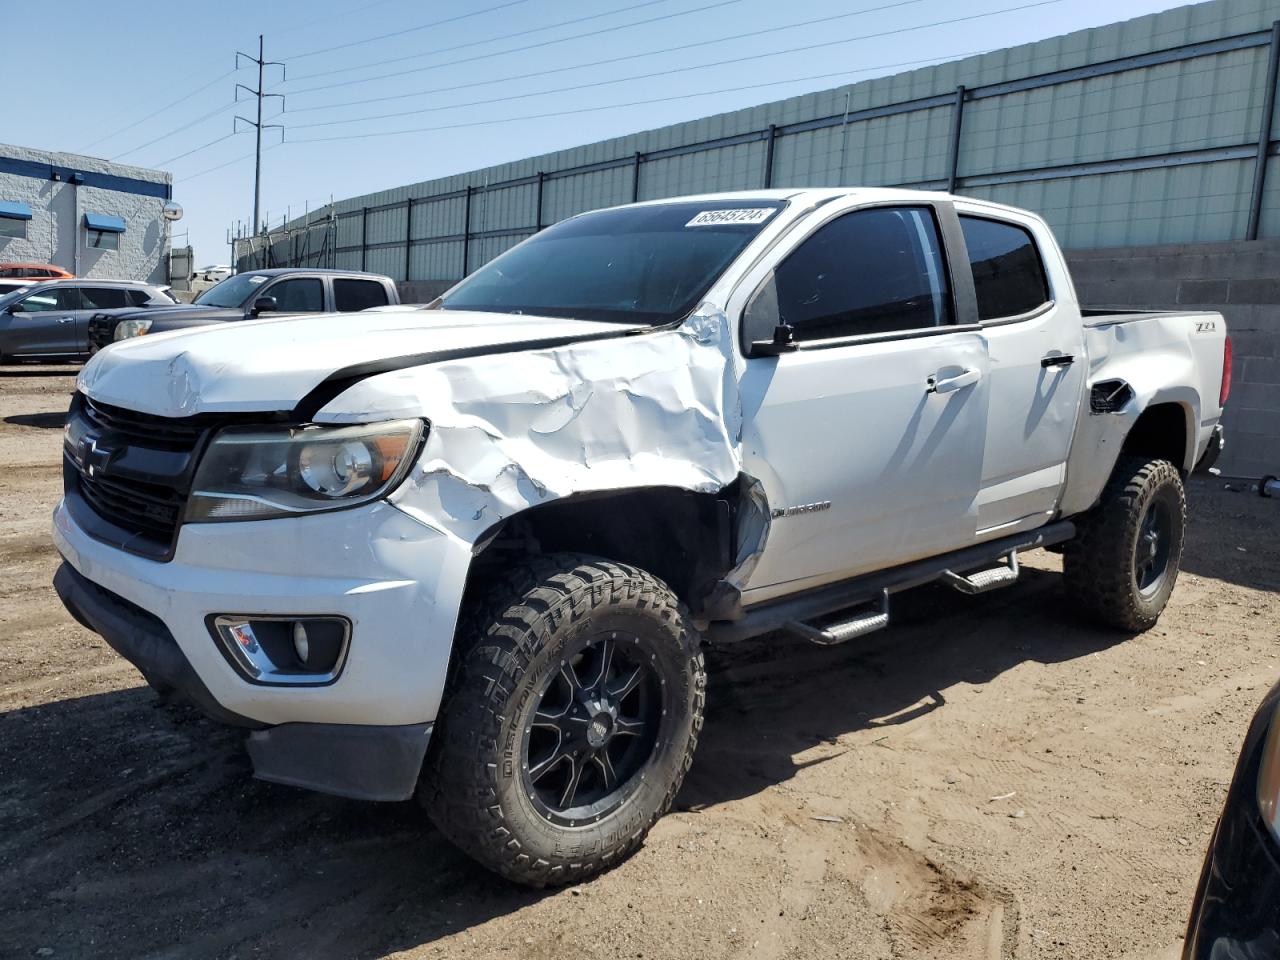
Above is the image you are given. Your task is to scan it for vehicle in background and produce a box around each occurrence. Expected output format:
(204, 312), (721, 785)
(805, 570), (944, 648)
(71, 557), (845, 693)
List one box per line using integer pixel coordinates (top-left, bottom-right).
(0, 278), (33, 298)
(88, 268), (401, 350)
(191, 265), (233, 284)
(53, 189), (1229, 887)
(1184, 678), (1280, 958)
(0, 279), (175, 363)
(0, 262), (74, 280)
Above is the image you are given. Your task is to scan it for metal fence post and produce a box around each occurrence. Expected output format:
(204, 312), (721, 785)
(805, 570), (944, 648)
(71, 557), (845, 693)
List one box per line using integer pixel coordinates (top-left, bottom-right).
(632, 152), (643, 203)
(946, 85), (966, 193)
(404, 198), (414, 282)
(360, 207), (368, 272)
(535, 171), (545, 230)
(1247, 21), (1280, 240)
(461, 185), (473, 277)
(763, 124), (777, 188)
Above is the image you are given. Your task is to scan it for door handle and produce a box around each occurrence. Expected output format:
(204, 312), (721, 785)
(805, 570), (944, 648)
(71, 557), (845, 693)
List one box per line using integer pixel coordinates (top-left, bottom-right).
(1041, 354), (1075, 368)
(54, 317), (73, 324)
(927, 368), (982, 394)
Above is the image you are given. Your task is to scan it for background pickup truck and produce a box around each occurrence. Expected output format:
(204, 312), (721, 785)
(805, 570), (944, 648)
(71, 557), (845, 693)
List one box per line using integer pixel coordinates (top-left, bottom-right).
(52, 188), (1229, 889)
(87, 268), (400, 351)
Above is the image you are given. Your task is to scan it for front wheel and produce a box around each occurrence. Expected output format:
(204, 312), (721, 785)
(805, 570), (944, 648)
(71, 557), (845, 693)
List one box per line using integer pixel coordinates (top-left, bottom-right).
(1063, 456), (1186, 631)
(420, 554), (705, 887)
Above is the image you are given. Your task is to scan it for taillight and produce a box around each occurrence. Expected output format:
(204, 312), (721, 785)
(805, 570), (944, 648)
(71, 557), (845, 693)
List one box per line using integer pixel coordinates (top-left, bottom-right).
(1220, 335), (1232, 407)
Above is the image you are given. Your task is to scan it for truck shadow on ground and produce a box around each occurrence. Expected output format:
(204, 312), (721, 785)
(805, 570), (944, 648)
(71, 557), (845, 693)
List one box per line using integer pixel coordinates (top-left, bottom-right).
(0, 567), (1133, 959)
(3, 411), (65, 429)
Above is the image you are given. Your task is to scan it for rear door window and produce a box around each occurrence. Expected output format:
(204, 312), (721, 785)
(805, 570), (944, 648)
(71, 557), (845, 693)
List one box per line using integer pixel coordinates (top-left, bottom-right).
(959, 216), (1051, 321)
(80, 287), (130, 309)
(334, 278), (390, 312)
(773, 206), (952, 341)
(266, 277), (324, 312)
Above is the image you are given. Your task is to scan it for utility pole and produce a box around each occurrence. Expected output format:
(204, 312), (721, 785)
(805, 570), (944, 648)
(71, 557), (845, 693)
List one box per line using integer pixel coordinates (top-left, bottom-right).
(235, 36), (284, 237)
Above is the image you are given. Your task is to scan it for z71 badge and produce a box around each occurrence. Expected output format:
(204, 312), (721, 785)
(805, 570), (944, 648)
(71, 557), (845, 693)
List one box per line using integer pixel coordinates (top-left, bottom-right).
(1195, 320), (1217, 332)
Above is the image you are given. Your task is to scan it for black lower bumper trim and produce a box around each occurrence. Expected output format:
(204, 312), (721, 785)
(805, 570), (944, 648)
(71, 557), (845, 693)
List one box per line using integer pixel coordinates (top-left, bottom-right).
(247, 722), (433, 802)
(1194, 424), (1225, 474)
(53, 561), (262, 728)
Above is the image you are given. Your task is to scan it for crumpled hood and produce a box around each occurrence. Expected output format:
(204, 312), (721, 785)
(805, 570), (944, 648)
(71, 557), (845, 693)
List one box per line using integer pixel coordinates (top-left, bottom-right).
(77, 309), (644, 417)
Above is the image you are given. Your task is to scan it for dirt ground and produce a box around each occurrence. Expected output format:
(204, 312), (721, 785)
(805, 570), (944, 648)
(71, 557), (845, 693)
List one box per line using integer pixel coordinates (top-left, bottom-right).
(0, 366), (1277, 960)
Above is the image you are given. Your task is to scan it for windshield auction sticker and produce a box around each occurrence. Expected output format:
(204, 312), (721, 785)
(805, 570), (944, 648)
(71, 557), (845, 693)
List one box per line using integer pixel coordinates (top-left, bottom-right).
(686, 208), (775, 227)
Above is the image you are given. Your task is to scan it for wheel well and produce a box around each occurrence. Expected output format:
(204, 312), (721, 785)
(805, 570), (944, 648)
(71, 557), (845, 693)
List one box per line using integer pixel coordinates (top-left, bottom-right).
(467, 486), (739, 617)
(1121, 402), (1188, 471)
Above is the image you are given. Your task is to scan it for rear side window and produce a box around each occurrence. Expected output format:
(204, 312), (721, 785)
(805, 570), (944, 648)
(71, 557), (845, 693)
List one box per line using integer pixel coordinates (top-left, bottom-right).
(267, 278), (324, 312)
(127, 289), (151, 306)
(773, 206), (952, 341)
(80, 287), (129, 309)
(334, 278), (389, 312)
(959, 216), (1050, 321)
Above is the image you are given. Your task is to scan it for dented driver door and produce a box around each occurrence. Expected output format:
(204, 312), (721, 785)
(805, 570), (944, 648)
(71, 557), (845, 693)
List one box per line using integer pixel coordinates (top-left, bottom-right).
(732, 200), (989, 605)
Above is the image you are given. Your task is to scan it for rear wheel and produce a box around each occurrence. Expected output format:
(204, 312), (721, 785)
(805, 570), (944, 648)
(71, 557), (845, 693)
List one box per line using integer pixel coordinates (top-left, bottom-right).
(1063, 456), (1186, 631)
(420, 554), (705, 887)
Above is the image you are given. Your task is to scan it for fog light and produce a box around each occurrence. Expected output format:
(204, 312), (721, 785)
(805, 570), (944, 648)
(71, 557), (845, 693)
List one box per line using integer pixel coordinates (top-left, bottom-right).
(209, 615), (350, 686)
(228, 622), (260, 654)
(293, 621), (310, 665)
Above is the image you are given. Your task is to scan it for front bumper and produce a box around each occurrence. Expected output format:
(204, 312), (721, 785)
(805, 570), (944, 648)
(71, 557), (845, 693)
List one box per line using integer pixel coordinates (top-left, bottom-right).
(53, 560), (434, 800)
(52, 494), (473, 728)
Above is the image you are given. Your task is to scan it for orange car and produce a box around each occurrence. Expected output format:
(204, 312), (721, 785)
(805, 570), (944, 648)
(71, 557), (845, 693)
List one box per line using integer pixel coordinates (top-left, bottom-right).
(0, 262), (74, 280)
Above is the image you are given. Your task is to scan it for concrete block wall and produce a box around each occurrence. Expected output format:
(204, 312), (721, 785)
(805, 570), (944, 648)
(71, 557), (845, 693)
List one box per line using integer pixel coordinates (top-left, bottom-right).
(0, 143), (171, 284)
(1067, 239), (1280, 478)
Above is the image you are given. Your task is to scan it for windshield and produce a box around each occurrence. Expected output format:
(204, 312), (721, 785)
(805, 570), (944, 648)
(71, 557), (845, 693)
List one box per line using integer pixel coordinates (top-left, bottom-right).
(194, 273), (267, 308)
(440, 199), (784, 324)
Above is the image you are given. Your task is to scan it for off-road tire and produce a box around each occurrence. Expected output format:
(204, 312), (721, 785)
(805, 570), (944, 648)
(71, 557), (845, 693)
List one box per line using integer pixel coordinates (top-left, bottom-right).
(1063, 456), (1186, 632)
(419, 553), (706, 887)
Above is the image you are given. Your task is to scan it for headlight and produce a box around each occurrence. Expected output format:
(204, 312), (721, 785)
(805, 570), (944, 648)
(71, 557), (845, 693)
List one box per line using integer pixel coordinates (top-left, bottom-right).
(114, 318), (153, 341)
(186, 419), (424, 522)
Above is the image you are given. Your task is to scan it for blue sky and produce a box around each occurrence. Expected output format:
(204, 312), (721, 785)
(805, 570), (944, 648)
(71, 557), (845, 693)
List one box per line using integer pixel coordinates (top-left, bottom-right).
(5, 0), (1188, 265)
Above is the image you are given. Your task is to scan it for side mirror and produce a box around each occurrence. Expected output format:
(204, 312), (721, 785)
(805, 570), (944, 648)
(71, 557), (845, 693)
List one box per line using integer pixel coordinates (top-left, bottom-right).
(251, 295), (278, 316)
(741, 272), (798, 357)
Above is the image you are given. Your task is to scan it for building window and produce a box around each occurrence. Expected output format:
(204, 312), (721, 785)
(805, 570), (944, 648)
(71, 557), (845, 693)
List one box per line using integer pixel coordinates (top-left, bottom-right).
(86, 229), (119, 250)
(84, 213), (125, 252)
(0, 200), (32, 240)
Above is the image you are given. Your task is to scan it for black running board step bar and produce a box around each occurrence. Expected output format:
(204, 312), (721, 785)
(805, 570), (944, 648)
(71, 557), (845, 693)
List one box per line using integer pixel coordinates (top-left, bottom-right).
(941, 551), (1020, 595)
(785, 590), (889, 646)
(707, 521), (1075, 644)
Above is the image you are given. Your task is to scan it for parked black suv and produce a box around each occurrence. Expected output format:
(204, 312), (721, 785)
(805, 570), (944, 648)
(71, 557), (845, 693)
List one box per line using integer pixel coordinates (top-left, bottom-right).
(88, 269), (400, 352)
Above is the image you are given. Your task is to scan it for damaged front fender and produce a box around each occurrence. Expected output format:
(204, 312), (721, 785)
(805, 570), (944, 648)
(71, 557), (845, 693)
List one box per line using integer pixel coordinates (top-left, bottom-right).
(316, 305), (770, 603)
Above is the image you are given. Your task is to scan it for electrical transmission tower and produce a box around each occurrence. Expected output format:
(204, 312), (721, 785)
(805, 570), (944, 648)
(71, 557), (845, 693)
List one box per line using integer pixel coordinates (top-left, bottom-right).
(235, 35), (285, 237)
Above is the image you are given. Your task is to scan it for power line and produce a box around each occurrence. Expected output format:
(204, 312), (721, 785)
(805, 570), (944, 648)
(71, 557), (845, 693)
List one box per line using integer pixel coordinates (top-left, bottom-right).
(110, 98), (242, 162)
(78, 67), (238, 153)
(285, 0), (1060, 139)
(286, 50), (998, 145)
(287, 0), (934, 115)
(178, 150), (257, 184)
(281, 0), (743, 93)
(292, 28), (995, 128)
(282, 0), (693, 85)
(154, 131), (241, 168)
(283, 0), (532, 60)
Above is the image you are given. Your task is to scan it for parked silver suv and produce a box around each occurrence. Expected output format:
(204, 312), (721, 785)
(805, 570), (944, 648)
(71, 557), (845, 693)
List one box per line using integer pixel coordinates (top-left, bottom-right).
(0, 279), (175, 363)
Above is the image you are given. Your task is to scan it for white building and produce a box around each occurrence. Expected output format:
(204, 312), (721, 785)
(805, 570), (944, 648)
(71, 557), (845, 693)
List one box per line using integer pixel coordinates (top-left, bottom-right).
(0, 143), (173, 282)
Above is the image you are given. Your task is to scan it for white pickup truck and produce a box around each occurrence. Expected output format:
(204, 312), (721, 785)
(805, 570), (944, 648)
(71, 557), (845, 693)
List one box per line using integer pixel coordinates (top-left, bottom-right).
(53, 188), (1230, 886)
